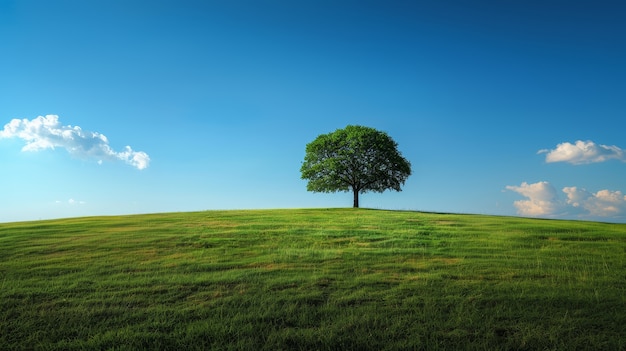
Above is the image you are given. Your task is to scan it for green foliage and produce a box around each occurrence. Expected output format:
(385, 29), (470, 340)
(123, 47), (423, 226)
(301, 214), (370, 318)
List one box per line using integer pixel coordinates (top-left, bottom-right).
(1, 209), (625, 350)
(301, 125), (411, 207)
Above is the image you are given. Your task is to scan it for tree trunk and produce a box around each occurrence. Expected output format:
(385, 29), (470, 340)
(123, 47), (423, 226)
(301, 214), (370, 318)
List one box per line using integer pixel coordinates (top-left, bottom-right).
(353, 188), (359, 208)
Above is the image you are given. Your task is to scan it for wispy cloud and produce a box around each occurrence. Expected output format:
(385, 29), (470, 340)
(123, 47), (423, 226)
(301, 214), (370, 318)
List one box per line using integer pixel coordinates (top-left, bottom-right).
(538, 140), (625, 165)
(0, 115), (150, 169)
(56, 198), (86, 205)
(506, 181), (626, 219)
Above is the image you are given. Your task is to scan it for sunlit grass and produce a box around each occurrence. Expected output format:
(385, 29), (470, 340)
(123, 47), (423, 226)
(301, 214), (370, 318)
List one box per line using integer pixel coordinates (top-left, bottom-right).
(1, 209), (625, 350)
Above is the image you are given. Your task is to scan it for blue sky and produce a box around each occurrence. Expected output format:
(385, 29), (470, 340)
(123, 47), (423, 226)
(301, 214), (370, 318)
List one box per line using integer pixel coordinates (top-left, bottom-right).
(1, 0), (625, 223)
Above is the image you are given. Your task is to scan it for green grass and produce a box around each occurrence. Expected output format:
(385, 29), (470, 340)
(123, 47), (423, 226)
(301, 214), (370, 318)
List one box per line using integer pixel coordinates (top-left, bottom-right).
(1, 208), (625, 350)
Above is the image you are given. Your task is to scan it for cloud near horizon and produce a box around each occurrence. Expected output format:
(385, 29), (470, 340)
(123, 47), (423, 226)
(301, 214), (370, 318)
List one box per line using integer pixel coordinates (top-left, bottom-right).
(538, 140), (625, 165)
(0, 115), (150, 170)
(563, 187), (626, 217)
(506, 181), (626, 219)
(505, 181), (563, 217)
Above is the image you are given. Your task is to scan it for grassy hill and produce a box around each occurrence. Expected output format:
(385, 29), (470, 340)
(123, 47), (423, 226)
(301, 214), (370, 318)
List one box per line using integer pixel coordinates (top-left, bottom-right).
(1, 208), (625, 350)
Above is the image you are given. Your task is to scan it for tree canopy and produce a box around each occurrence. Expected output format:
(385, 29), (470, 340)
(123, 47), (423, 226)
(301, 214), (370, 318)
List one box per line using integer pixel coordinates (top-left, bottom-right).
(300, 125), (412, 208)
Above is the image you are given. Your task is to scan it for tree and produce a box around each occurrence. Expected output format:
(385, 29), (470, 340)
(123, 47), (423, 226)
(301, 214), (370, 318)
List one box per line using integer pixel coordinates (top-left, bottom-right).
(300, 125), (412, 208)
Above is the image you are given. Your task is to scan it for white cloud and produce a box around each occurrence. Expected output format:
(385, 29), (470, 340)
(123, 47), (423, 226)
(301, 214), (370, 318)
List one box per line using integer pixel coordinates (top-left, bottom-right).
(539, 140), (625, 165)
(55, 198), (86, 205)
(506, 181), (626, 219)
(505, 181), (563, 216)
(0, 115), (150, 170)
(563, 187), (626, 217)
(117, 146), (151, 171)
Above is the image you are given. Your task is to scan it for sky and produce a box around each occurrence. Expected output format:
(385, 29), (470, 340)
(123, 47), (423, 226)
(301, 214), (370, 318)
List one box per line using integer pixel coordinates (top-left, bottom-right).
(1, 0), (625, 223)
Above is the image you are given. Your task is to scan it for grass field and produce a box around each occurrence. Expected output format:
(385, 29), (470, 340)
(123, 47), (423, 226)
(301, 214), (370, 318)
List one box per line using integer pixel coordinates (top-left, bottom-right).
(1, 208), (625, 350)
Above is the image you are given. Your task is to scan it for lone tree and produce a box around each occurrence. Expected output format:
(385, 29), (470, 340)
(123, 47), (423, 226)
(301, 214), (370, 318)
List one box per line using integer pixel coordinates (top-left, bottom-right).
(301, 125), (412, 208)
